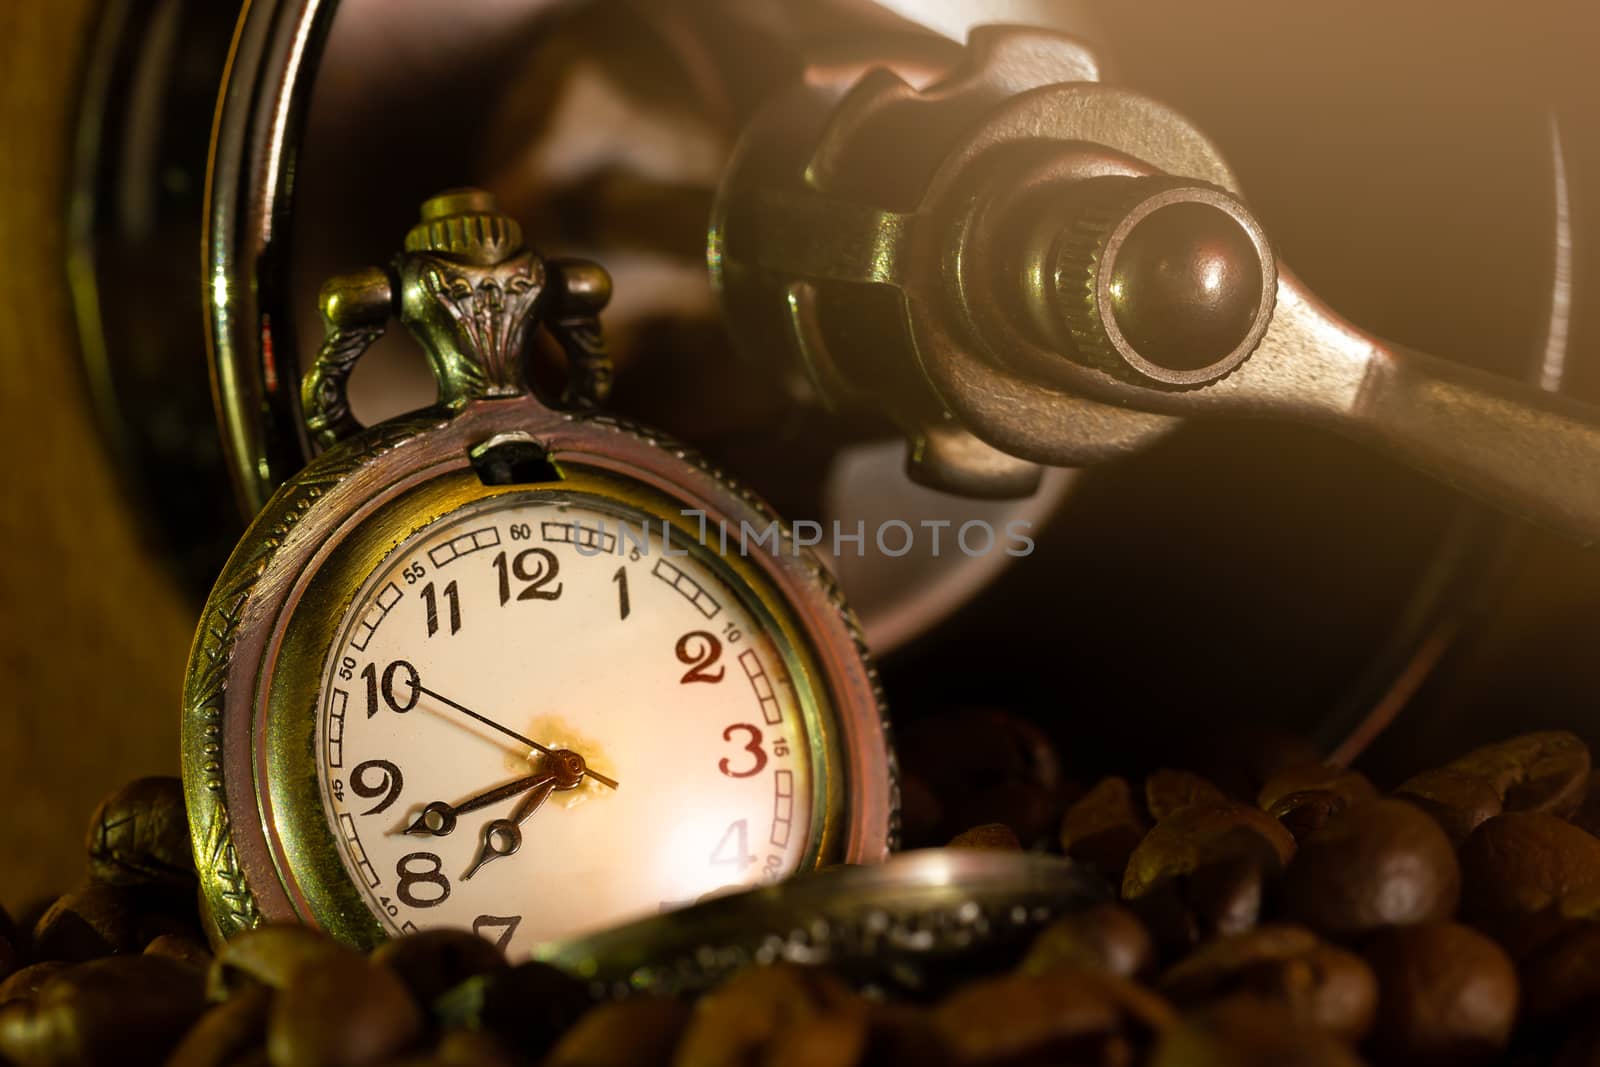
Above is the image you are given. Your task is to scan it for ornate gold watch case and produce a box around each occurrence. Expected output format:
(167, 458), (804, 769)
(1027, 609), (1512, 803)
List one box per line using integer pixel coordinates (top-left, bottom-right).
(180, 191), (896, 948)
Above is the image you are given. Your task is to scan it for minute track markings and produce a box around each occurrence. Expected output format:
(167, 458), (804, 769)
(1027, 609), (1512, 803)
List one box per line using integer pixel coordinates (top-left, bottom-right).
(739, 649), (784, 726)
(541, 519), (616, 555)
(348, 581), (403, 651)
(653, 558), (721, 618)
(426, 524), (501, 568)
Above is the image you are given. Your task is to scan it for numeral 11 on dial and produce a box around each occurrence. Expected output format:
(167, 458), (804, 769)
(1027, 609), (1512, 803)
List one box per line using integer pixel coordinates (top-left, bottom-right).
(421, 580), (460, 637)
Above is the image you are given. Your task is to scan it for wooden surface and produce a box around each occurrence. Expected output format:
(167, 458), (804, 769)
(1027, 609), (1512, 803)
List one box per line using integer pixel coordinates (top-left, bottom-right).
(0, 1), (194, 914)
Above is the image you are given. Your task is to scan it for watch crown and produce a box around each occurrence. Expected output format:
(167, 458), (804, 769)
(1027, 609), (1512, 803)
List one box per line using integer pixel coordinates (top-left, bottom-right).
(404, 188), (524, 266)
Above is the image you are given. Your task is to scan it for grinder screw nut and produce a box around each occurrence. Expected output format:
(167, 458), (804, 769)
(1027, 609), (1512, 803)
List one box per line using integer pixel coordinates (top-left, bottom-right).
(1028, 176), (1278, 388)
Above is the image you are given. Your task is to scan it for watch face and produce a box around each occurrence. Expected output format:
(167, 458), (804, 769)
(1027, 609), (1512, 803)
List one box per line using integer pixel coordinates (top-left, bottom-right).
(313, 492), (821, 956)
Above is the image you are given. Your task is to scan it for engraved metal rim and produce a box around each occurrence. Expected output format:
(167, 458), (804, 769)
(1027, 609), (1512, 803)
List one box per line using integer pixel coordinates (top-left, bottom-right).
(1089, 185), (1278, 388)
(182, 397), (897, 946)
(538, 849), (1109, 996)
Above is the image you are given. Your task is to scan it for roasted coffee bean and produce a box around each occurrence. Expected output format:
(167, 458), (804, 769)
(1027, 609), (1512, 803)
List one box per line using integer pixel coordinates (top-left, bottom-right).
(1451, 732), (1590, 817)
(932, 967), (1174, 1065)
(673, 964), (868, 1067)
(370, 928), (508, 1007)
(1145, 770), (1228, 822)
(1123, 802), (1295, 901)
(1129, 884), (1204, 954)
(1061, 777), (1149, 881)
(1519, 919), (1600, 1023)
(903, 708), (1066, 845)
(1148, 994), (1366, 1067)
(947, 823), (1022, 850)
(44, 735), (1600, 1064)
(0, 954), (206, 1066)
(132, 898), (207, 947)
(0, 934), (17, 987)
(166, 984), (272, 1067)
(900, 708), (1062, 795)
(145, 933), (213, 969)
(85, 777), (195, 892)
(0, 963), (71, 1005)
(432, 1028), (521, 1066)
(1281, 799), (1459, 938)
(31, 886), (140, 962)
(1258, 764), (1377, 841)
(1184, 845), (1275, 940)
(954, 781), (1062, 847)
(1122, 804), (1292, 950)
(1362, 922), (1517, 1066)
(1396, 769), (1505, 847)
(1458, 812), (1600, 950)
(1160, 925), (1376, 1042)
(1258, 765), (1375, 816)
(434, 961), (593, 1059)
(267, 951), (422, 1067)
(1020, 904), (1153, 980)
(1200, 729), (1325, 805)
(544, 997), (692, 1067)
(1571, 771), (1600, 839)
(208, 925), (360, 1000)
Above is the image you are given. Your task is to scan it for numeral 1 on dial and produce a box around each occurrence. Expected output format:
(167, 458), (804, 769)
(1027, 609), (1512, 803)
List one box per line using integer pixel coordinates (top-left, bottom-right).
(613, 566), (630, 620)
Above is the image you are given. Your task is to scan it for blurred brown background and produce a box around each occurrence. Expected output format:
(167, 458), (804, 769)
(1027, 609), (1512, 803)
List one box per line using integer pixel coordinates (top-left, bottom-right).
(0, 0), (195, 914)
(2, 0), (1600, 918)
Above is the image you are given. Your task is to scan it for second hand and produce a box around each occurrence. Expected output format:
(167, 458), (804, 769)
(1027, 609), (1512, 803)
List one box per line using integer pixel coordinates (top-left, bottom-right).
(415, 683), (620, 790)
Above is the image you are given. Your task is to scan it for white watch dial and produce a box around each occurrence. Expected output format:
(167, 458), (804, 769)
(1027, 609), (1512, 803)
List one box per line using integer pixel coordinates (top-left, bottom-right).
(315, 494), (818, 956)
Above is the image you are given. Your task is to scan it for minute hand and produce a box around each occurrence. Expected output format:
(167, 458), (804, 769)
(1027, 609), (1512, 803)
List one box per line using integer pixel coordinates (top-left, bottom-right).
(415, 684), (620, 790)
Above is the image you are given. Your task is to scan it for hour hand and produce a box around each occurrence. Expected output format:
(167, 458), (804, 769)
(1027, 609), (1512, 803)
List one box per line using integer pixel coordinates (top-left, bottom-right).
(462, 778), (558, 880)
(403, 772), (552, 837)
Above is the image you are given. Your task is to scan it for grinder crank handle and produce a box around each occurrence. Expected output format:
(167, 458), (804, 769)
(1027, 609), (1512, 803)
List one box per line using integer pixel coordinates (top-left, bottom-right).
(1337, 343), (1600, 545)
(973, 172), (1600, 543)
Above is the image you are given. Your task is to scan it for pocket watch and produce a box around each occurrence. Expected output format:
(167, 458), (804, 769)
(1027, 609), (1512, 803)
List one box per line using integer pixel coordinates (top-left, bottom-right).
(181, 189), (896, 958)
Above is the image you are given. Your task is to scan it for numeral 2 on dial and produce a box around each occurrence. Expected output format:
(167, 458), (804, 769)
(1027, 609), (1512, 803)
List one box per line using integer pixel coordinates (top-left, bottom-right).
(676, 631), (724, 684)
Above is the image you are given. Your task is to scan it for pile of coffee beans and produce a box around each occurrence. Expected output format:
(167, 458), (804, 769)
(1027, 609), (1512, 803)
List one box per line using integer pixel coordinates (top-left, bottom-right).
(7, 724), (1600, 1065)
